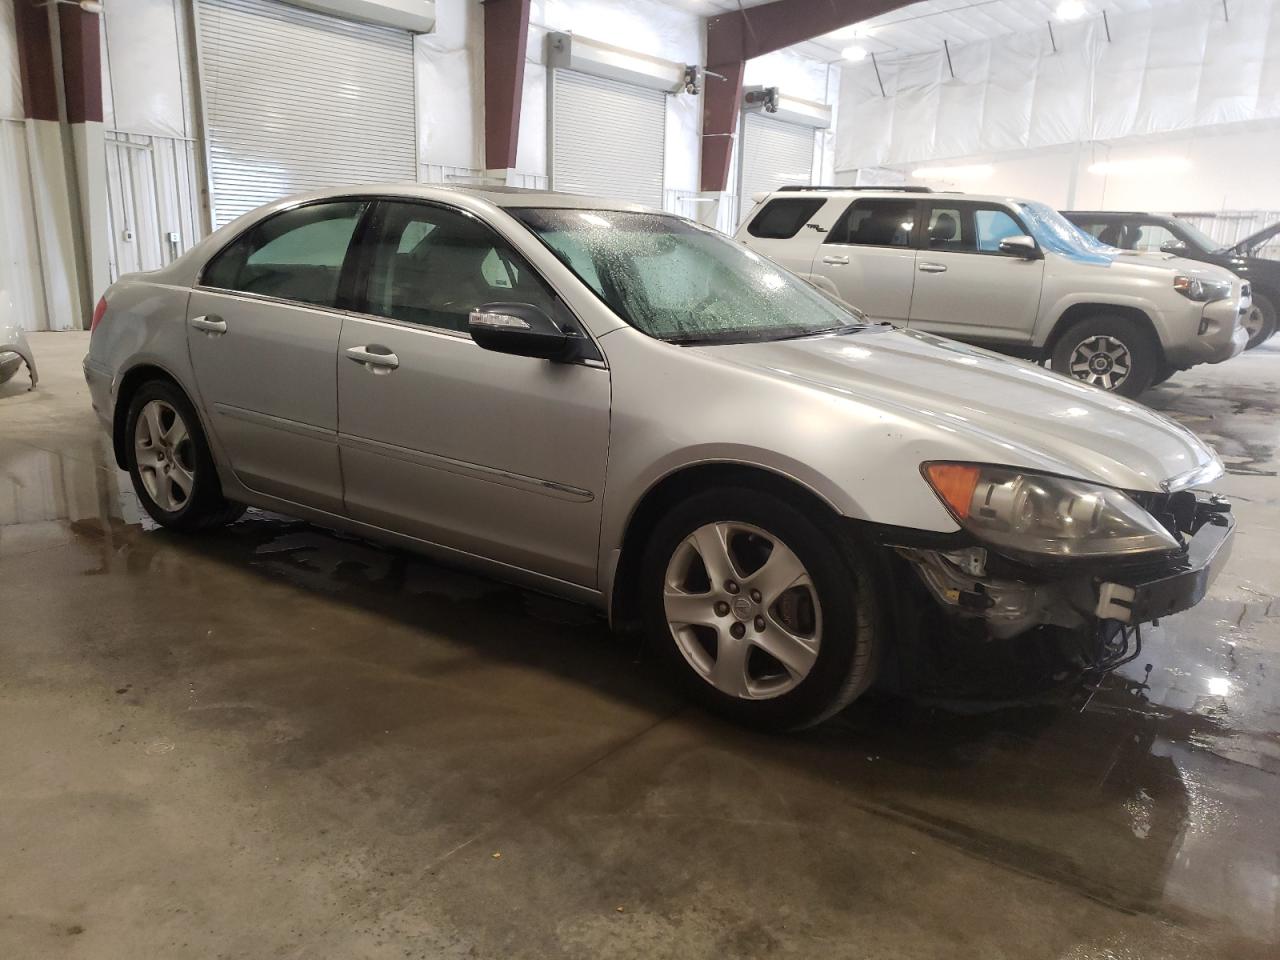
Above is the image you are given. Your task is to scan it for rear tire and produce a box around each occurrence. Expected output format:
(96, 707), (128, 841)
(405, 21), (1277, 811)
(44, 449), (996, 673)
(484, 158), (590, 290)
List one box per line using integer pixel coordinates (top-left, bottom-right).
(1050, 314), (1158, 398)
(640, 487), (881, 731)
(124, 380), (245, 531)
(1243, 291), (1277, 350)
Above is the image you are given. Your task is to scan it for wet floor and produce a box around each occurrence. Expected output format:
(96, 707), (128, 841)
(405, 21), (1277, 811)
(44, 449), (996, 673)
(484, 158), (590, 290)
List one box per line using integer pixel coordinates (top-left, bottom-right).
(2, 332), (1278, 959)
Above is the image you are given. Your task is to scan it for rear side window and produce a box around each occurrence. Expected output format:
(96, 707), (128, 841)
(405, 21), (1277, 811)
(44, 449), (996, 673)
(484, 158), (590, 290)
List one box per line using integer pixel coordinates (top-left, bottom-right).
(202, 201), (366, 307)
(746, 198), (826, 239)
(827, 200), (915, 247)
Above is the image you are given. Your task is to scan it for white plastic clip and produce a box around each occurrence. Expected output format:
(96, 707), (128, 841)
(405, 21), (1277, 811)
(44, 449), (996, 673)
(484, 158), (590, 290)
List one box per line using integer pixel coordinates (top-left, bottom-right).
(1095, 583), (1136, 622)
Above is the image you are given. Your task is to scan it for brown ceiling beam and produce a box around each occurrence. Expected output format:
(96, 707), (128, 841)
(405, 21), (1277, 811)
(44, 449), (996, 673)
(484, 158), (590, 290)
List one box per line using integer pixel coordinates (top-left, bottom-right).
(484, 0), (532, 172)
(701, 0), (915, 192)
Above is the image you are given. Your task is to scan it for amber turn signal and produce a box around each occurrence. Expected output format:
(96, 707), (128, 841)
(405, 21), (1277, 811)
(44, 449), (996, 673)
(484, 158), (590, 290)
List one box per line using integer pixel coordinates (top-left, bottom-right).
(923, 463), (981, 520)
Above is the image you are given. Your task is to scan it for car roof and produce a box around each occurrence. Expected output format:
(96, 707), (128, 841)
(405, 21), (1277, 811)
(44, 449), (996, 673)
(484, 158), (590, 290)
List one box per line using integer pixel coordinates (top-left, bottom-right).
(762, 187), (1032, 206)
(275, 181), (664, 214)
(1063, 210), (1166, 218)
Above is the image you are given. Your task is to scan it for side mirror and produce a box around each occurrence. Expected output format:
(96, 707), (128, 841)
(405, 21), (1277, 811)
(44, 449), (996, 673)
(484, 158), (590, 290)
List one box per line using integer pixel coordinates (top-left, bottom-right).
(998, 235), (1040, 258)
(468, 302), (574, 361)
(1160, 238), (1188, 254)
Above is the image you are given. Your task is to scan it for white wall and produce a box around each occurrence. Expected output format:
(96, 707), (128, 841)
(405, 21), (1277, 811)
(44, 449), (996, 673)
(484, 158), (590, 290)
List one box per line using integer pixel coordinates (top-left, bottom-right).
(900, 122), (1280, 212)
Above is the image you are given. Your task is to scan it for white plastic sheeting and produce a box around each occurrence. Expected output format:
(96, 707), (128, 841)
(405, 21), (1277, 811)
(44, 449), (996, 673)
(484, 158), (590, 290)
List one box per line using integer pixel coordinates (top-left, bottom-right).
(837, 0), (1280, 170)
(0, 121), (52, 333)
(101, 0), (193, 138)
(414, 0), (482, 171)
(105, 132), (202, 281)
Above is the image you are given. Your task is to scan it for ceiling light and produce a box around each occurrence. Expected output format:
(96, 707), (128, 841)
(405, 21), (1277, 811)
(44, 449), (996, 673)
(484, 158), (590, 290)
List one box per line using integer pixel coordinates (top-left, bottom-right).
(1087, 156), (1192, 177)
(911, 164), (994, 181)
(1056, 0), (1086, 21)
(842, 45), (869, 62)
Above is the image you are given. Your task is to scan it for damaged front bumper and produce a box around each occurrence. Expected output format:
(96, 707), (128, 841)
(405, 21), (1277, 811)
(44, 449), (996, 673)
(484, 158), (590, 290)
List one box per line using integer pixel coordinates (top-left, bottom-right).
(889, 493), (1234, 640)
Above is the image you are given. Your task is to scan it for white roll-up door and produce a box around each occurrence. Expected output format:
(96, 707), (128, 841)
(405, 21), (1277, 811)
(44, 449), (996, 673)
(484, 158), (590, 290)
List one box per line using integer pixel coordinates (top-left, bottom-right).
(738, 112), (816, 224)
(550, 70), (665, 208)
(196, 0), (415, 227)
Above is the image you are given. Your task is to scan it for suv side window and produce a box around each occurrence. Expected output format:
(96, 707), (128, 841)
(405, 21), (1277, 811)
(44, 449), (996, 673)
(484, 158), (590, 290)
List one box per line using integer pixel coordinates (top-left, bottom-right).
(926, 206), (968, 250)
(923, 203), (1029, 255)
(202, 200), (366, 307)
(1130, 222), (1179, 252)
(362, 201), (559, 333)
(827, 199), (916, 247)
(747, 198), (826, 239)
(974, 208), (1025, 252)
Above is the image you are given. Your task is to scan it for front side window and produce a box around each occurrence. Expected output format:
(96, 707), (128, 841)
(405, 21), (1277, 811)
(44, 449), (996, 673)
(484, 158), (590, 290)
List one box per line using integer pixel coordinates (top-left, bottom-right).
(362, 202), (558, 332)
(1130, 223), (1179, 252)
(202, 200), (366, 307)
(747, 198), (826, 239)
(974, 208), (1024, 251)
(828, 199), (915, 247)
(513, 208), (867, 345)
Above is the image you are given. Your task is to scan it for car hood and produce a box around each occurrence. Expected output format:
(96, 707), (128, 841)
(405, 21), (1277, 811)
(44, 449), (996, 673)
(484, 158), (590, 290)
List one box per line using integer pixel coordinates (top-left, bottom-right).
(700, 327), (1218, 493)
(1105, 251), (1239, 282)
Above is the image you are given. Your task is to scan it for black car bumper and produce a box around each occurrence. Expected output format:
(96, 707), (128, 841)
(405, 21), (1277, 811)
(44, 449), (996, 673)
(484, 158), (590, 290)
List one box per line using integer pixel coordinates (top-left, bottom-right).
(1095, 512), (1235, 624)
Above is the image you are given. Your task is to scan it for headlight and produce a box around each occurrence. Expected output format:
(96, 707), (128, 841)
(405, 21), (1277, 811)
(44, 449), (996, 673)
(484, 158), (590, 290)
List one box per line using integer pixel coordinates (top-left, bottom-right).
(922, 463), (1179, 559)
(1173, 274), (1232, 303)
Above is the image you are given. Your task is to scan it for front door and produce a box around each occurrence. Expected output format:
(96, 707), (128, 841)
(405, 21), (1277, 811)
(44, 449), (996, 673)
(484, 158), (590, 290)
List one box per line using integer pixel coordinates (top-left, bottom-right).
(906, 201), (1044, 345)
(336, 200), (611, 588)
(186, 199), (369, 512)
(808, 197), (919, 323)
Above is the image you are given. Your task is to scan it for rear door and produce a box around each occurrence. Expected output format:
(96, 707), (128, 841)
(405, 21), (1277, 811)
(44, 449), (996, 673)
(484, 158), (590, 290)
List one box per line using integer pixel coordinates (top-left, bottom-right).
(736, 195), (830, 278)
(809, 197), (919, 322)
(906, 201), (1044, 345)
(187, 199), (369, 512)
(335, 200), (611, 587)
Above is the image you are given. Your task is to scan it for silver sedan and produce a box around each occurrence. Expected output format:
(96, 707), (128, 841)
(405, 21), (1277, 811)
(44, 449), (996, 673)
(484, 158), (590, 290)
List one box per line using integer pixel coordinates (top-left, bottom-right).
(85, 185), (1234, 729)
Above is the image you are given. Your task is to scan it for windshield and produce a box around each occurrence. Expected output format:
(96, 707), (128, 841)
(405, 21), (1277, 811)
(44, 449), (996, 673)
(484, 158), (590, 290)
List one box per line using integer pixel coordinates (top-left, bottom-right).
(1017, 202), (1115, 265)
(1172, 219), (1228, 254)
(511, 208), (867, 344)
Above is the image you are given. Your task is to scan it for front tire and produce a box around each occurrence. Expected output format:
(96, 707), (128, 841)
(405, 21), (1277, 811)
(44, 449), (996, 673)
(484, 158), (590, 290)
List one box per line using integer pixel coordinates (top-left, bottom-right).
(640, 487), (881, 731)
(1050, 314), (1158, 398)
(124, 380), (244, 531)
(1243, 291), (1277, 350)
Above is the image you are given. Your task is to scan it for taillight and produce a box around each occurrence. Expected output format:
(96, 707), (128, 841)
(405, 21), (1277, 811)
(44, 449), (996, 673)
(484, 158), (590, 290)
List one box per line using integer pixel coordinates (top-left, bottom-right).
(91, 296), (107, 332)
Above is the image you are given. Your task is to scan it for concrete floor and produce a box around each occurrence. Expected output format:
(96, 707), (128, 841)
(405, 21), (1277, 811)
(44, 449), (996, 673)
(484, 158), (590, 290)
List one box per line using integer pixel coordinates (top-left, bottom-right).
(2, 331), (1278, 959)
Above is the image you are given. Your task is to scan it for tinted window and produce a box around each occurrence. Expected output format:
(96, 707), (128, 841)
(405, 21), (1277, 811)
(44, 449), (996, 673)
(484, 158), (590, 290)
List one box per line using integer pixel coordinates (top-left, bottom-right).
(747, 198), (826, 239)
(202, 201), (365, 307)
(828, 200), (915, 247)
(363, 201), (557, 332)
(1130, 223), (1179, 252)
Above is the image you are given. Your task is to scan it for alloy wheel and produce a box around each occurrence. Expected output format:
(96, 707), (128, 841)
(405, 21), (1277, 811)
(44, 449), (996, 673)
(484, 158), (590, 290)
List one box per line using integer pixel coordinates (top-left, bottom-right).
(133, 399), (196, 512)
(1243, 304), (1265, 340)
(1068, 334), (1132, 391)
(663, 521), (822, 700)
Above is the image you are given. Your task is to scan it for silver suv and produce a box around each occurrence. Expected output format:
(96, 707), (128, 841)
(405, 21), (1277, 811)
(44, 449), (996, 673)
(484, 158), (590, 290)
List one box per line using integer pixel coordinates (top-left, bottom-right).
(737, 187), (1249, 397)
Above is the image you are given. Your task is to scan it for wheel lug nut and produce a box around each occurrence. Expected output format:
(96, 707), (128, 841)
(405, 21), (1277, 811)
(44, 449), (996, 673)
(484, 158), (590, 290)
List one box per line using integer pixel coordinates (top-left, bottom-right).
(730, 622), (746, 639)
(754, 616), (765, 632)
(714, 601), (730, 616)
(725, 581), (739, 594)
(749, 589), (761, 603)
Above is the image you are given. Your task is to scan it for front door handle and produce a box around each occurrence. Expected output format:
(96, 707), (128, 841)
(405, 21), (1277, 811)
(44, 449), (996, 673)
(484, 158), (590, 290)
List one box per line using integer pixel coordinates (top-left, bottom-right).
(918, 262), (948, 273)
(821, 254), (849, 265)
(190, 315), (227, 335)
(346, 345), (399, 374)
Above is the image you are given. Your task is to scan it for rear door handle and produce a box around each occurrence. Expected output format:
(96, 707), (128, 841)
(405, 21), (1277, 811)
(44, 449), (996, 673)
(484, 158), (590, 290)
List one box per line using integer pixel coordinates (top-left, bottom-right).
(918, 262), (948, 273)
(190, 315), (227, 335)
(821, 254), (849, 265)
(346, 345), (399, 374)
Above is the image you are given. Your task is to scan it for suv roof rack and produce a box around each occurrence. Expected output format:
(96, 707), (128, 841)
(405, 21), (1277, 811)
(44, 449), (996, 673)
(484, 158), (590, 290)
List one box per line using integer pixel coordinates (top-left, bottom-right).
(776, 185), (935, 194)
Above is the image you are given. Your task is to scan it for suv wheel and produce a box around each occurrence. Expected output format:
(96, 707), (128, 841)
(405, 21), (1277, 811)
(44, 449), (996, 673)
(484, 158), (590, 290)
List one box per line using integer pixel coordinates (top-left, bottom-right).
(1050, 315), (1158, 398)
(125, 380), (245, 531)
(641, 487), (880, 731)
(1243, 292), (1277, 350)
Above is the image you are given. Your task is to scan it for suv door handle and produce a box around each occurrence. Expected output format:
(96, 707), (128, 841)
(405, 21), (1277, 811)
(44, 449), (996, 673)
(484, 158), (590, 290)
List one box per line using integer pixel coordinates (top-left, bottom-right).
(918, 262), (948, 273)
(821, 255), (849, 265)
(189, 315), (227, 335)
(346, 345), (399, 374)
